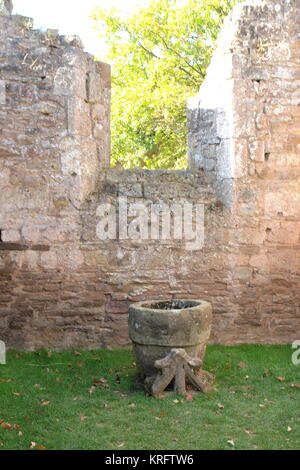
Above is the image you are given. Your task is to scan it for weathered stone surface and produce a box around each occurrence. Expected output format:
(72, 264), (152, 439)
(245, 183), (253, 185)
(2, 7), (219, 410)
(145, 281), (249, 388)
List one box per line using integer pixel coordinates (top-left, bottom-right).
(129, 299), (213, 378)
(151, 348), (215, 396)
(1, 229), (21, 243)
(185, 0), (300, 346)
(128, 300), (214, 395)
(0, 0), (299, 350)
(0, 0), (13, 16)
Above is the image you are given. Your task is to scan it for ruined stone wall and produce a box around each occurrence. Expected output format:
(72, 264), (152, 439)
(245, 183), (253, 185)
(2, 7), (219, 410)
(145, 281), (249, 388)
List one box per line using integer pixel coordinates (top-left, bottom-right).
(0, 4), (112, 348)
(1, 0), (300, 350)
(188, 0), (300, 342)
(0, 4), (224, 349)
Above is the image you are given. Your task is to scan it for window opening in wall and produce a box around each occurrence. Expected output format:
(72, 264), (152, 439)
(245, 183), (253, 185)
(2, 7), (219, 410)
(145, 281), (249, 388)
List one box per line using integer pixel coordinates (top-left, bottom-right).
(91, 0), (240, 170)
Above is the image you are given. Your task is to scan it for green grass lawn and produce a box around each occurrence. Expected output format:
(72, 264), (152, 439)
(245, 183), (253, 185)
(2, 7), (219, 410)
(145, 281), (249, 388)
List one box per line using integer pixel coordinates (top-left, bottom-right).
(0, 345), (299, 450)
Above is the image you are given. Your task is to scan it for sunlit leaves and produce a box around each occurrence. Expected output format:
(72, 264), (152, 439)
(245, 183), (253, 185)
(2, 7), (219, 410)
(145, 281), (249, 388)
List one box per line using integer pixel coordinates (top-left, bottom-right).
(91, 0), (240, 169)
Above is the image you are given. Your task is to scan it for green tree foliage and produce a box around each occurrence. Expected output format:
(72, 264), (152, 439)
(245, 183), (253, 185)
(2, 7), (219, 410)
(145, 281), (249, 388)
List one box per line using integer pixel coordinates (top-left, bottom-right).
(91, 0), (239, 169)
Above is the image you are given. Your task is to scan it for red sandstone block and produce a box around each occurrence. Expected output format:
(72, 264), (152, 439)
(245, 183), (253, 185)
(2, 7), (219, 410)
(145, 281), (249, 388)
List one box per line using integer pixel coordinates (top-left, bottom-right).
(105, 300), (130, 314)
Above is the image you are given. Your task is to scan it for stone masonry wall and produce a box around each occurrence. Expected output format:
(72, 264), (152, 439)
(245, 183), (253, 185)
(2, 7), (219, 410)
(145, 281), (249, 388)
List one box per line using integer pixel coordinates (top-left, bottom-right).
(0, 3), (112, 348)
(1, 0), (300, 350)
(188, 0), (300, 342)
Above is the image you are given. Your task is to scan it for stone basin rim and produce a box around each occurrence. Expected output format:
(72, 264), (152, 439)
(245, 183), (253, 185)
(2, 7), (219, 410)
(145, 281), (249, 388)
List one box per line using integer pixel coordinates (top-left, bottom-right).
(129, 299), (211, 314)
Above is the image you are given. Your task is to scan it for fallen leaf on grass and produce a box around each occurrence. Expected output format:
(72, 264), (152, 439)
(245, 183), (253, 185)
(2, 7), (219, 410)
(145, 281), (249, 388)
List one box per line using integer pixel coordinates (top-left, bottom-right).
(117, 442), (125, 448)
(276, 377), (285, 382)
(128, 403), (136, 408)
(93, 378), (108, 387)
(237, 362), (246, 368)
(291, 383), (300, 389)
(264, 398), (275, 404)
(287, 426), (292, 432)
(1, 422), (12, 429)
(77, 362), (84, 367)
(79, 414), (88, 422)
(156, 394), (166, 399)
(185, 394), (193, 402)
(217, 403), (224, 409)
(259, 404), (265, 408)
(30, 442), (36, 449)
(47, 351), (52, 358)
(37, 445), (46, 450)
(104, 404), (112, 411)
(227, 440), (235, 446)
(12, 392), (22, 396)
(173, 399), (180, 404)
(40, 401), (51, 406)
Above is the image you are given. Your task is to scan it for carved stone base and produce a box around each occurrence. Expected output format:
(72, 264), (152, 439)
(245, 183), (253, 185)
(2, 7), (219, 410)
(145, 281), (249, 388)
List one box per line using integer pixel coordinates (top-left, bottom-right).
(145, 348), (215, 397)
